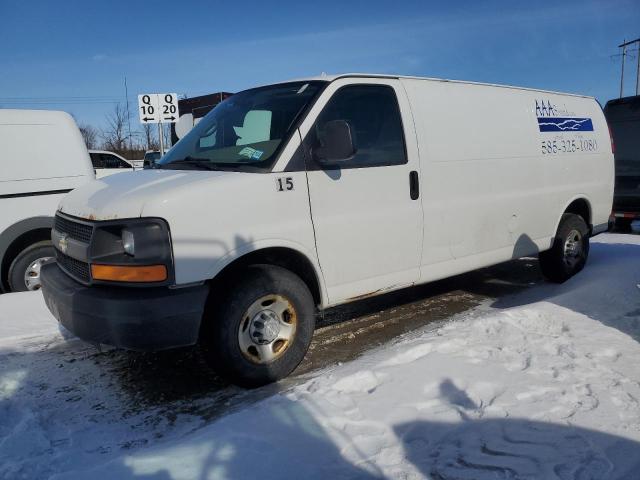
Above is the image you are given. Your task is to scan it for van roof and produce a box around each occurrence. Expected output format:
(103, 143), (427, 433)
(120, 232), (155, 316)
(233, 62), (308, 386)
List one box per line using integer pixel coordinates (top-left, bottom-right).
(0, 109), (76, 124)
(275, 73), (595, 100)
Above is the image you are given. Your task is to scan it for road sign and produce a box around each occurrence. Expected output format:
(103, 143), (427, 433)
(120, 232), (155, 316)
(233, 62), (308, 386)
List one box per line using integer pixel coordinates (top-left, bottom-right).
(138, 94), (159, 123)
(137, 93), (178, 124)
(158, 93), (178, 123)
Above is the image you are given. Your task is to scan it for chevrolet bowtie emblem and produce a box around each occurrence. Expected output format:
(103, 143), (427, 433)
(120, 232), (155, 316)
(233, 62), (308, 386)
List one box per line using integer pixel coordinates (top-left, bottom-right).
(58, 233), (69, 254)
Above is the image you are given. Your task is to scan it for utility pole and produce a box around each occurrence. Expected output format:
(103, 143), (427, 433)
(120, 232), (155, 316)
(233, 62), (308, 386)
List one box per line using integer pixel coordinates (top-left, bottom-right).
(637, 45), (640, 96)
(620, 39), (626, 98)
(124, 76), (133, 151)
(618, 37), (640, 98)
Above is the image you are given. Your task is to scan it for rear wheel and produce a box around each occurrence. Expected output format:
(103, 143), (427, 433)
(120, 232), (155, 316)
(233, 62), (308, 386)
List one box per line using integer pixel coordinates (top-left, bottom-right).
(201, 264), (315, 388)
(8, 241), (55, 292)
(614, 217), (633, 233)
(539, 213), (589, 283)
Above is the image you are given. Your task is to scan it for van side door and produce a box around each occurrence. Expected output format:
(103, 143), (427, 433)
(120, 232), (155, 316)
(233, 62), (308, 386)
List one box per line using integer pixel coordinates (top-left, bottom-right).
(301, 79), (423, 304)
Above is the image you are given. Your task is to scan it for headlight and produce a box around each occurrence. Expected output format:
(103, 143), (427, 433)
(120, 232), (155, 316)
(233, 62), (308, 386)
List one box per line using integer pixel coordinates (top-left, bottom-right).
(88, 218), (173, 284)
(122, 229), (135, 256)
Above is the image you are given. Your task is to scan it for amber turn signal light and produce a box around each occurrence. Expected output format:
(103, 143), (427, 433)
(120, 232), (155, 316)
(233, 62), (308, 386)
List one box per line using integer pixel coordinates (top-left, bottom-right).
(91, 264), (167, 283)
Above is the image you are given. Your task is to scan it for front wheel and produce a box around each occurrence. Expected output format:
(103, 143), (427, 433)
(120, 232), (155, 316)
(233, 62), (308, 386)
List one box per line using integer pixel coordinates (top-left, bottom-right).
(8, 241), (55, 292)
(201, 265), (315, 388)
(539, 213), (589, 283)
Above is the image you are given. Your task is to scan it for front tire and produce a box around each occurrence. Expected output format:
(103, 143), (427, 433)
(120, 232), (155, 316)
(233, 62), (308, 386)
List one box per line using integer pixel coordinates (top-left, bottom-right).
(539, 213), (589, 283)
(201, 265), (315, 388)
(8, 241), (55, 292)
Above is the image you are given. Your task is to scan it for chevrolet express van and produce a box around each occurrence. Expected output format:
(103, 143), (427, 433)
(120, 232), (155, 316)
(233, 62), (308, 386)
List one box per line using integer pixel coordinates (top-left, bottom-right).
(40, 75), (614, 386)
(0, 110), (94, 292)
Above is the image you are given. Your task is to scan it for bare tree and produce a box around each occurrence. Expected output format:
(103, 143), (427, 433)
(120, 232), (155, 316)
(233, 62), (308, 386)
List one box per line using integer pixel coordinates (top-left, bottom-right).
(79, 124), (98, 149)
(141, 123), (159, 150)
(101, 103), (129, 153)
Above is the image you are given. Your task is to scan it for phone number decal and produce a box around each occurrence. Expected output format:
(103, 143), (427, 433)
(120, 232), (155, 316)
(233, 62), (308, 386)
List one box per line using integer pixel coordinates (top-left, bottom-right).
(541, 138), (598, 155)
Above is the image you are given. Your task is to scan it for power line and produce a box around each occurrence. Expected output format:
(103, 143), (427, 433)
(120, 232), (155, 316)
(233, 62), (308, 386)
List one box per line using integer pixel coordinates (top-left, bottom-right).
(0, 94), (126, 106)
(0, 100), (123, 105)
(0, 95), (121, 100)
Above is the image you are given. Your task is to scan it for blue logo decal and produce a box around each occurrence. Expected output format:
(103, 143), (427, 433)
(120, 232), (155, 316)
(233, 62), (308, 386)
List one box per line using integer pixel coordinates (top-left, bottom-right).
(535, 99), (593, 132)
(537, 117), (594, 132)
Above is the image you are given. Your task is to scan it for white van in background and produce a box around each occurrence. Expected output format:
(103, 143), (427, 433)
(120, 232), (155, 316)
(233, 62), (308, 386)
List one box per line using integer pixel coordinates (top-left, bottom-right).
(89, 150), (134, 178)
(40, 75), (614, 386)
(0, 109), (94, 292)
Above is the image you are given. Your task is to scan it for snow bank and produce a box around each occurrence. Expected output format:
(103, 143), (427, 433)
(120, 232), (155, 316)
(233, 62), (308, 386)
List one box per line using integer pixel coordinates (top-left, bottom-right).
(1, 234), (639, 479)
(0, 291), (58, 347)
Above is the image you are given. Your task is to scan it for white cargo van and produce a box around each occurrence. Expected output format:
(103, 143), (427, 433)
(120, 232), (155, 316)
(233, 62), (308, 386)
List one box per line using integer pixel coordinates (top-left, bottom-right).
(40, 75), (614, 386)
(0, 110), (94, 292)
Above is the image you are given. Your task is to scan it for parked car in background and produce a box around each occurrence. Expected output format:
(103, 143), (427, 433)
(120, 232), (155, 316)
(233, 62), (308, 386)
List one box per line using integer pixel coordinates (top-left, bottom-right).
(89, 150), (134, 178)
(604, 95), (640, 231)
(40, 75), (613, 386)
(143, 150), (162, 169)
(129, 158), (145, 169)
(0, 110), (94, 292)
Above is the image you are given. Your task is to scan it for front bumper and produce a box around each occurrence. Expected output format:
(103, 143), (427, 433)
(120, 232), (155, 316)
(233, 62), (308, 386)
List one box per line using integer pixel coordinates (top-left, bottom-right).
(41, 262), (209, 351)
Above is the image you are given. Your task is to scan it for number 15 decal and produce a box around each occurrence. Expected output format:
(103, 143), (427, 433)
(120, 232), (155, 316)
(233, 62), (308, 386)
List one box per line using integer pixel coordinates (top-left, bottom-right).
(276, 177), (294, 192)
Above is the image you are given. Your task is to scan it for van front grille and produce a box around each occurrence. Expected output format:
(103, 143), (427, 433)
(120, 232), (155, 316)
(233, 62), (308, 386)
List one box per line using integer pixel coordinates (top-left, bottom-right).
(54, 214), (93, 243)
(55, 250), (90, 283)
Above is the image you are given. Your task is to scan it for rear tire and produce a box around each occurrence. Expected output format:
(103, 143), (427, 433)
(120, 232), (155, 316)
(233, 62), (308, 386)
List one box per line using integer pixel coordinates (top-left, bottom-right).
(8, 241), (55, 292)
(614, 217), (633, 233)
(539, 213), (589, 283)
(200, 264), (315, 388)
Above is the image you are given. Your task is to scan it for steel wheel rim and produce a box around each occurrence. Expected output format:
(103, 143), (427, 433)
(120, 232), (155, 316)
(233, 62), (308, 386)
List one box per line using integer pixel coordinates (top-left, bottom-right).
(563, 229), (583, 268)
(23, 257), (52, 291)
(238, 294), (297, 364)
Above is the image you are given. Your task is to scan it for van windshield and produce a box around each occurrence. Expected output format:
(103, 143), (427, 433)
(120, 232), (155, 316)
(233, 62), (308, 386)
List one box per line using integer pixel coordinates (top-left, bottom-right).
(158, 81), (325, 172)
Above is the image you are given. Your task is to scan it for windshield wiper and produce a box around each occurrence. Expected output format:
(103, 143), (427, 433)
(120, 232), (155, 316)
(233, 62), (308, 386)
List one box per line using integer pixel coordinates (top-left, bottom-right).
(158, 156), (218, 171)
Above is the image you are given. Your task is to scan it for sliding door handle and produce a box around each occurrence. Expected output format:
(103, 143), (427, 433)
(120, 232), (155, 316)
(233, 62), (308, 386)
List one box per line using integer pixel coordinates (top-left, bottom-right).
(409, 170), (419, 200)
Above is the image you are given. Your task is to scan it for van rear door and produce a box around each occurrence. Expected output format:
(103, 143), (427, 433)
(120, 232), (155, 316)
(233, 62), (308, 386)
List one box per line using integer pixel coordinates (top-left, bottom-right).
(605, 96), (640, 217)
(302, 79), (423, 304)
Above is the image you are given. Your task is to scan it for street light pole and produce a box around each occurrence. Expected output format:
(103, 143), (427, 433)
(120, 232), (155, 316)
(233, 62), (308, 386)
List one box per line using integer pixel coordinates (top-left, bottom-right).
(157, 122), (164, 157)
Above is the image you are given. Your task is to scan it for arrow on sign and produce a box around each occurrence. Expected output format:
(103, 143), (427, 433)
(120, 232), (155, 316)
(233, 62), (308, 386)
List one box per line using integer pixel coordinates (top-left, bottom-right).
(143, 117), (153, 121)
(163, 116), (176, 121)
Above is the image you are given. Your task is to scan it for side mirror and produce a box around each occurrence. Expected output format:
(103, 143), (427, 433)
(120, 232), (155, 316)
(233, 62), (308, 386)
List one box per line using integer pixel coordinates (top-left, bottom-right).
(313, 120), (356, 163)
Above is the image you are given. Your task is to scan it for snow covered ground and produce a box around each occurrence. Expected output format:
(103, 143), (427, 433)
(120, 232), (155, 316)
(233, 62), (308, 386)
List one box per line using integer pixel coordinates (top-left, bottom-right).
(1, 233), (639, 479)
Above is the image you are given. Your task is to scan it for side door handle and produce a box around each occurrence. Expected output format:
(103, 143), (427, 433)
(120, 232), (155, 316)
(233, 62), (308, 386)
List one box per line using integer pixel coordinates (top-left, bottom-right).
(409, 170), (419, 200)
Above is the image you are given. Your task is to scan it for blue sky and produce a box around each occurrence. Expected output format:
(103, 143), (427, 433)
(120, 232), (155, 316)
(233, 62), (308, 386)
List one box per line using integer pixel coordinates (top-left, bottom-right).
(1, 0), (639, 132)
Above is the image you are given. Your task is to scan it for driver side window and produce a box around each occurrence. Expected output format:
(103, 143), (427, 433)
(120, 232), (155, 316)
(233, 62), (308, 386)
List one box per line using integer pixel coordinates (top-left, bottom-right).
(310, 84), (407, 169)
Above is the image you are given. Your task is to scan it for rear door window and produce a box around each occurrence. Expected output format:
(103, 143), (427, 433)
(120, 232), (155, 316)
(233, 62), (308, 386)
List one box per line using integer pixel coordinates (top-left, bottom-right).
(89, 152), (104, 169)
(101, 154), (129, 168)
